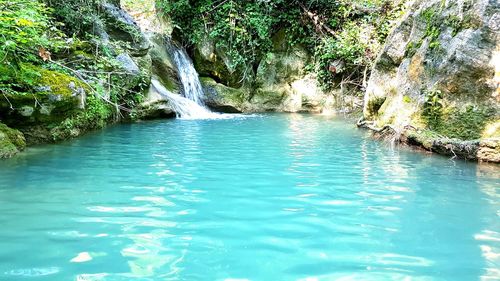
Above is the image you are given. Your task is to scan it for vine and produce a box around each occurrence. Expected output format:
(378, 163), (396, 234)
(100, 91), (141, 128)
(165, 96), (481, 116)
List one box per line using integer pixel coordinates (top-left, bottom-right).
(157, 0), (407, 90)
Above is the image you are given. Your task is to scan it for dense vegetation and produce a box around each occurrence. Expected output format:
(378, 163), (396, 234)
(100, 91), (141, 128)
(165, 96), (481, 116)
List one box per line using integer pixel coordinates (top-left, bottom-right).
(157, 0), (406, 90)
(0, 0), (150, 143)
(0, 0), (65, 93)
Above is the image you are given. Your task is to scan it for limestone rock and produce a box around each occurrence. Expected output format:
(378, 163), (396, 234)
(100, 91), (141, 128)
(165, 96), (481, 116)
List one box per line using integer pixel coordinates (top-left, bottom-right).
(201, 77), (247, 113)
(193, 37), (246, 88)
(363, 0), (500, 160)
(134, 85), (176, 119)
(478, 138), (500, 162)
(148, 34), (180, 92)
(133, 35), (184, 120)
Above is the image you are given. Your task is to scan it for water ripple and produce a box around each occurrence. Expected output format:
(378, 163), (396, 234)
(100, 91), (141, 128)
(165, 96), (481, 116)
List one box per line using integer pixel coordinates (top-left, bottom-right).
(0, 114), (498, 280)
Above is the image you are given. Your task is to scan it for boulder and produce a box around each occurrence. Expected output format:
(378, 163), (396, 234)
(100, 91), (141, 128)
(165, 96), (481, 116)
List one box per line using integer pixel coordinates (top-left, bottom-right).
(0, 64), (85, 129)
(148, 34), (180, 92)
(116, 53), (140, 75)
(192, 36), (247, 88)
(0, 123), (26, 159)
(133, 35), (183, 120)
(201, 77), (247, 113)
(134, 84), (176, 119)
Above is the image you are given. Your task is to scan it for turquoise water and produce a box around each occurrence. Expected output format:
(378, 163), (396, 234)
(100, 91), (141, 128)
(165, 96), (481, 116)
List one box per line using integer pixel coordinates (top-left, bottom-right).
(0, 114), (498, 281)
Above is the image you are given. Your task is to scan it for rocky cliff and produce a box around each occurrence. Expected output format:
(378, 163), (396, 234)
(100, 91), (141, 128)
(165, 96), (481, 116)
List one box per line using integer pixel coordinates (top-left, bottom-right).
(192, 31), (356, 114)
(361, 0), (499, 162)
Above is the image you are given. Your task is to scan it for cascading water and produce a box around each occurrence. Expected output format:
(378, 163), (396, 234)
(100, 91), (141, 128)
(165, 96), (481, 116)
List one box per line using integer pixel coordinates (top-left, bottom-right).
(171, 48), (206, 106)
(152, 40), (249, 120)
(151, 79), (218, 120)
(151, 41), (225, 119)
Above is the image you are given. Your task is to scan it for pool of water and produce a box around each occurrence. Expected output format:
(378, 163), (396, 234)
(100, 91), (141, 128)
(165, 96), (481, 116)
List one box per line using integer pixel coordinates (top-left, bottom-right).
(0, 114), (498, 281)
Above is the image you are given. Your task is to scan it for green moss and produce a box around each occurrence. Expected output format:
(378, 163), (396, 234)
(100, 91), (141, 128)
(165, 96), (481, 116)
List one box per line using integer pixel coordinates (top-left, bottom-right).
(50, 95), (114, 141)
(422, 94), (496, 140)
(366, 96), (387, 118)
(405, 40), (422, 57)
(406, 129), (441, 150)
(252, 89), (285, 108)
(0, 123), (26, 158)
(20, 64), (89, 97)
(1, 63), (89, 98)
(445, 14), (482, 36)
(440, 106), (496, 140)
(420, 6), (443, 51)
(0, 138), (18, 159)
(201, 77), (248, 105)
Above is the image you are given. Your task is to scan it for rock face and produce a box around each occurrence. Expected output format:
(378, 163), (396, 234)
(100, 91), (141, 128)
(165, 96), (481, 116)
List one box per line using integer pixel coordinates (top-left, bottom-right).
(97, 1), (150, 55)
(0, 123), (26, 159)
(193, 30), (338, 113)
(363, 0), (500, 162)
(134, 34), (180, 118)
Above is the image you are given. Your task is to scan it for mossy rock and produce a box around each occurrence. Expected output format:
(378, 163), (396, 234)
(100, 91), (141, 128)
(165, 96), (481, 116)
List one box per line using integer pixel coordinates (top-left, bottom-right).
(421, 103), (497, 140)
(200, 77), (248, 113)
(3, 63), (89, 99)
(250, 87), (288, 111)
(0, 123), (26, 159)
(48, 96), (114, 143)
(191, 36), (250, 88)
(193, 46), (243, 88)
(365, 96), (387, 119)
(255, 49), (309, 88)
(0, 64), (87, 126)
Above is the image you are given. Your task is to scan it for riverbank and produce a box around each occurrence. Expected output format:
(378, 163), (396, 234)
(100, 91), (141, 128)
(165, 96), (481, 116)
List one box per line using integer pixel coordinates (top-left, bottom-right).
(357, 119), (500, 163)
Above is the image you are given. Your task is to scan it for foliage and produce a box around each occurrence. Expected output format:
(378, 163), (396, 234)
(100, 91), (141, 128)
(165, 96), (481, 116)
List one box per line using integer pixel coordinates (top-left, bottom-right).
(43, 0), (101, 36)
(421, 7), (442, 50)
(443, 106), (496, 140)
(0, 0), (65, 64)
(422, 89), (444, 129)
(1, 0), (151, 143)
(51, 95), (113, 141)
(158, 0), (406, 90)
(444, 14), (481, 37)
(0, 122), (25, 158)
(406, 5), (448, 57)
(405, 41), (422, 57)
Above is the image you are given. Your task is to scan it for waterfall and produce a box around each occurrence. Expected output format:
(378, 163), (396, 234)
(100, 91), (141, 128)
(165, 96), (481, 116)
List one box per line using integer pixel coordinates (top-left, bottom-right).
(152, 40), (249, 120)
(151, 79), (219, 120)
(171, 48), (206, 106)
(151, 41), (225, 119)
